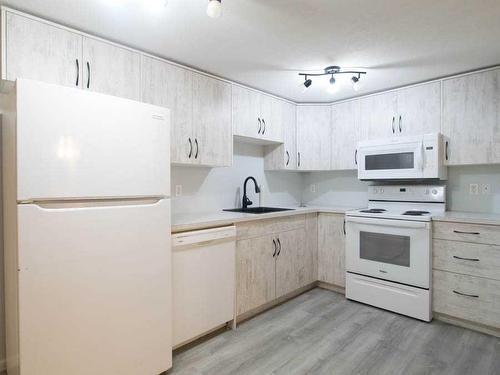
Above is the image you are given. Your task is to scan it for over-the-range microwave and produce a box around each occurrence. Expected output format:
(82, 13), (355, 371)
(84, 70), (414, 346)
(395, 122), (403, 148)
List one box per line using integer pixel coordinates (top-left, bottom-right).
(357, 133), (447, 180)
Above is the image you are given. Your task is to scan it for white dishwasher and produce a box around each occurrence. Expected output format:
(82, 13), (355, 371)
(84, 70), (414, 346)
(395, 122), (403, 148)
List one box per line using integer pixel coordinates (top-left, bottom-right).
(172, 225), (236, 348)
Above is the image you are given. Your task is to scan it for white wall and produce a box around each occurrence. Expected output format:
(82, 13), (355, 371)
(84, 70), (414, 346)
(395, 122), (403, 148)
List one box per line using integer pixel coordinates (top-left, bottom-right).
(301, 166), (500, 214)
(170, 142), (303, 214)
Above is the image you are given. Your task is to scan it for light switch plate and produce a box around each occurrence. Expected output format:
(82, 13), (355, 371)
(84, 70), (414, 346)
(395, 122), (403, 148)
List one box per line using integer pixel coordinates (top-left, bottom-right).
(175, 185), (183, 197)
(310, 184), (316, 193)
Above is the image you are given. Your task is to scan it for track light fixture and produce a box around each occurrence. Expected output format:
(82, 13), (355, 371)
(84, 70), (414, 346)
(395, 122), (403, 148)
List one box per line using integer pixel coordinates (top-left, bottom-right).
(207, 0), (222, 18)
(299, 66), (366, 93)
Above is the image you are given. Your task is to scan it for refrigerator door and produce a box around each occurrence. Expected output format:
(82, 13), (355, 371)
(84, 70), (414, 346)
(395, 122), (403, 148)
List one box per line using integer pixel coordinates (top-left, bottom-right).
(17, 199), (172, 375)
(16, 79), (170, 201)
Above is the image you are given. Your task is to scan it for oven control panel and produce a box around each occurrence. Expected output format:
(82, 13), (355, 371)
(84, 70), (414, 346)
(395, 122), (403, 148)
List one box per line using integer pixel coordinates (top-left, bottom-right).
(368, 185), (445, 203)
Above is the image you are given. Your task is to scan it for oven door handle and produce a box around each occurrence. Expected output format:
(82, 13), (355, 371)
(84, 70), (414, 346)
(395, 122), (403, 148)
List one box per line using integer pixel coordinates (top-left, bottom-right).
(345, 216), (429, 229)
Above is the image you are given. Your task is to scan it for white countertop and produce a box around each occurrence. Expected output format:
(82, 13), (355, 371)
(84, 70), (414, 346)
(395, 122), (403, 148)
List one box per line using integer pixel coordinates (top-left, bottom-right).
(171, 205), (360, 232)
(431, 211), (500, 226)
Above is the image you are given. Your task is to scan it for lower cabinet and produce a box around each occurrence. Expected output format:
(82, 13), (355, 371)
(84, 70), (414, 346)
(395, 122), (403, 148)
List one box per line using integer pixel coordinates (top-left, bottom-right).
(235, 215), (316, 316)
(432, 221), (500, 334)
(318, 213), (346, 287)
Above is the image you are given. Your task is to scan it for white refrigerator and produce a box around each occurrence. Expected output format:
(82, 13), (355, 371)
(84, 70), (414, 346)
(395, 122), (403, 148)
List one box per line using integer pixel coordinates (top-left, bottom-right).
(1, 79), (172, 375)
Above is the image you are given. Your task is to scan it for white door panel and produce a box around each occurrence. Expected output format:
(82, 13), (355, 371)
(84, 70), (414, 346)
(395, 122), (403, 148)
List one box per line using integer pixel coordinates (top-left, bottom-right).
(16, 79), (170, 200)
(18, 199), (172, 375)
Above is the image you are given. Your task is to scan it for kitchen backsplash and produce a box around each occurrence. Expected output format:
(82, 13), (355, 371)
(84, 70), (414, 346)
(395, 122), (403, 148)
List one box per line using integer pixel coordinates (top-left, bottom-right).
(173, 145), (500, 215)
(171, 142), (303, 215)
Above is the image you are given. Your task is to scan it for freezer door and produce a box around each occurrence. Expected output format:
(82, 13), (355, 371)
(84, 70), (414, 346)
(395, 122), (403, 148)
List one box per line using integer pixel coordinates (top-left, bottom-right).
(17, 199), (172, 375)
(16, 79), (170, 201)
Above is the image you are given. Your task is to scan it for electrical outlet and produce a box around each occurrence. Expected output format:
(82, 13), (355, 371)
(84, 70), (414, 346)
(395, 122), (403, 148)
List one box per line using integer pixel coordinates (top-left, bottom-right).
(175, 185), (183, 197)
(310, 184), (316, 193)
(469, 183), (479, 195)
(482, 184), (491, 195)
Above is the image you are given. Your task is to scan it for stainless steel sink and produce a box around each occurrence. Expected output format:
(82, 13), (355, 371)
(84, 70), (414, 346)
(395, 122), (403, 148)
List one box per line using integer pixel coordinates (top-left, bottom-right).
(223, 207), (295, 214)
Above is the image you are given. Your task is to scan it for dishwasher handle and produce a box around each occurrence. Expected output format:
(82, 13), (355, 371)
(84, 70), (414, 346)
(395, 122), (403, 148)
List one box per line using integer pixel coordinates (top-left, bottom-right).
(172, 225), (236, 248)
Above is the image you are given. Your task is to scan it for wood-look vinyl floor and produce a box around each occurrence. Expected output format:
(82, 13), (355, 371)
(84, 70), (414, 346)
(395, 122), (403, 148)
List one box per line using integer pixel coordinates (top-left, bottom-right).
(169, 288), (500, 375)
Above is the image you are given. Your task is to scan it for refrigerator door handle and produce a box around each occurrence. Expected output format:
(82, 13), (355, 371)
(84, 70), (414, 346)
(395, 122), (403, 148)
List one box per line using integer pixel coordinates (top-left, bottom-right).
(22, 197), (166, 210)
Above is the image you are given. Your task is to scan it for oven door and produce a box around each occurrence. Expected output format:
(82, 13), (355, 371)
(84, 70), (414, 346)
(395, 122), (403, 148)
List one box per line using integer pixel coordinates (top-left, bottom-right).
(357, 140), (424, 180)
(345, 216), (431, 288)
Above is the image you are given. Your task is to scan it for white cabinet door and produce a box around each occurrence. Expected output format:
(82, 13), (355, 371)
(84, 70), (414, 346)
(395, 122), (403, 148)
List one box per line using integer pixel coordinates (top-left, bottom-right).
(16, 79), (170, 200)
(259, 95), (283, 142)
(396, 82), (441, 136)
(264, 101), (296, 170)
(142, 56), (194, 165)
(443, 69), (500, 165)
(18, 200), (172, 375)
(4, 12), (82, 88)
(331, 100), (360, 170)
(296, 105), (332, 170)
(359, 91), (397, 140)
(318, 213), (346, 287)
(192, 73), (232, 167)
(232, 85), (261, 139)
(82, 37), (141, 100)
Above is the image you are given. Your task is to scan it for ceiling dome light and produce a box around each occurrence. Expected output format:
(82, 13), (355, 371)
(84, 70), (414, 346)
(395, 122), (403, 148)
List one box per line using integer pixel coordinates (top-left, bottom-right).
(207, 0), (222, 18)
(352, 76), (362, 91)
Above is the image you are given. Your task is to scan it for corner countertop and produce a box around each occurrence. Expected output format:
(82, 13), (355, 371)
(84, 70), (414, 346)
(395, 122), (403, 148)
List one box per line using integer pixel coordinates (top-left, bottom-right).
(431, 211), (500, 226)
(171, 205), (360, 233)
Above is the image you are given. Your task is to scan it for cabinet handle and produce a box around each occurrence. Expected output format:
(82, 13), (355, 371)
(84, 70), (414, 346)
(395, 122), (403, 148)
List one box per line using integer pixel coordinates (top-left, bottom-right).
(188, 138), (193, 158)
(343, 219), (346, 235)
(194, 138), (199, 159)
(277, 238), (281, 256)
(453, 290), (479, 298)
(286, 151), (290, 166)
(355, 149), (358, 165)
(298, 152), (301, 168)
(75, 59), (79, 86)
(398, 115), (402, 133)
(86, 61), (91, 89)
(262, 119), (266, 135)
(453, 230), (480, 235)
(258, 118), (262, 134)
(445, 141), (449, 161)
(453, 255), (479, 262)
(392, 116), (395, 134)
(272, 239), (277, 257)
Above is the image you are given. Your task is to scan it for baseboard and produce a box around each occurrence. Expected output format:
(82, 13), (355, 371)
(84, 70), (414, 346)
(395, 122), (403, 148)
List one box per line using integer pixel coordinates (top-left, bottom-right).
(317, 281), (345, 294)
(434, 312), (500, 338)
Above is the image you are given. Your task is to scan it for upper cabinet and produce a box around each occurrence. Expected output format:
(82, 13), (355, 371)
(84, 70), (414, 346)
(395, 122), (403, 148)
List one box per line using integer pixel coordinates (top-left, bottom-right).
(296, 105), (332, 170)
(141, 56), (194, 165)
(358, 82), (441, 141)
(82, 37), (141, 100)
(331, 100), (360, 170)
(396, 82), (441, 136)
(264, 101), (297, 170)
(232, 85), (283, 143)
(3, 12), (82, 88)
(192, 73), (232, 167)
(442, 69), (500, 165)
(142, 56), (232, 167)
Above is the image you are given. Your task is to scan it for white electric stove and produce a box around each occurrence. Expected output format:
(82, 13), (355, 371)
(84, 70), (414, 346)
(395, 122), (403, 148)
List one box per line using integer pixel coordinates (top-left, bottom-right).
(345, 185), (446, 322)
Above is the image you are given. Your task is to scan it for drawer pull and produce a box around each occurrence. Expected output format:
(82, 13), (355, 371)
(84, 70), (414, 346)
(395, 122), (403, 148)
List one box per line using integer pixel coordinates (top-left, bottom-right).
(453, 290), (479, 298)
(453, 255), (479, 262)
(453, 230), (480, 235)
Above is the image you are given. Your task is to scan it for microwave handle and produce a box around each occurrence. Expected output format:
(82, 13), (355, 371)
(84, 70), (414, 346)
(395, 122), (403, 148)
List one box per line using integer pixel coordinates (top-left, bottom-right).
(346, 216), (429, 229)
(416, 143), (424, 171)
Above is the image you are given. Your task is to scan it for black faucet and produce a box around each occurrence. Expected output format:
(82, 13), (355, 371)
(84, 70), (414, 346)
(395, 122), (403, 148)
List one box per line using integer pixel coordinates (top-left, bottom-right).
(242, 176), (261, 209)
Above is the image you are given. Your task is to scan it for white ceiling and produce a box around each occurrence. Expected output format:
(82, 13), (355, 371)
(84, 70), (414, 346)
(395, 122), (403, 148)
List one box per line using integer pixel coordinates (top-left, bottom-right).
(4, 0), (500, 102)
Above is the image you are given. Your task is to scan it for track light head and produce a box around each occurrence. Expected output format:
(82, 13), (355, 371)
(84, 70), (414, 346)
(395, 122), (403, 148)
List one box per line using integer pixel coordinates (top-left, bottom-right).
(207, 0), (222, 18)
(303, 77), (312, 89)
(351, 75), (362, 91)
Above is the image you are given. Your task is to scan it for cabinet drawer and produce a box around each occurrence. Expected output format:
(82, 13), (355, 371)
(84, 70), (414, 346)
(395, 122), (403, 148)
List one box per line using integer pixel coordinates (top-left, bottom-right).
(433, 239), (500, 280)
(236, 214), (305, 240)
(433, 221), (500, 245)
(433, 270), (500, 328)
